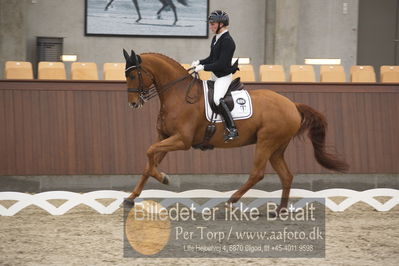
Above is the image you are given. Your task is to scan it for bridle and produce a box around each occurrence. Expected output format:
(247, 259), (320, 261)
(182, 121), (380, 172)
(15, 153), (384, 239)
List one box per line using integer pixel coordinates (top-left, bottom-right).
(125, 64), (158, 103)
(125, 63), (199, 104)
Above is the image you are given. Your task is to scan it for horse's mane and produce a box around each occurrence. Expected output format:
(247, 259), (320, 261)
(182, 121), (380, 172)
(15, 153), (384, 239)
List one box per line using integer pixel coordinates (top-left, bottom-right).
(142, 52), (188, 72)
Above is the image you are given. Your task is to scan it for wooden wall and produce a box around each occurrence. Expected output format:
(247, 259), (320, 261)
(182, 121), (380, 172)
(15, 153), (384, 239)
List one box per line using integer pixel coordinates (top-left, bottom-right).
(0, 80), (398, 175)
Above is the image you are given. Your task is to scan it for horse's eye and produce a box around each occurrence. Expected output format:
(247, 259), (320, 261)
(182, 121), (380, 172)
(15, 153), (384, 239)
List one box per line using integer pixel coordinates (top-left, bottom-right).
(129, 73), (135, 80)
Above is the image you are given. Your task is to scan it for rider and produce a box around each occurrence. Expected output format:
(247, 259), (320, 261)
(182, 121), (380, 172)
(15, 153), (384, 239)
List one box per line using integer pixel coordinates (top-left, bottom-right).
(192, 10), (239, 143)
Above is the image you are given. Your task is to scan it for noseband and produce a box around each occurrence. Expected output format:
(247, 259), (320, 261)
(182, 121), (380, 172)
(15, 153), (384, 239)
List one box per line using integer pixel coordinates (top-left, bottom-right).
(125, 64), (199, 104)
(125, 65), (158, 102)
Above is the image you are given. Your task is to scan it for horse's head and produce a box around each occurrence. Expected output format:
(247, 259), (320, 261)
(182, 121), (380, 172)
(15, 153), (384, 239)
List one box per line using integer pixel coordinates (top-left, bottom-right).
(123, 49), (156, 109)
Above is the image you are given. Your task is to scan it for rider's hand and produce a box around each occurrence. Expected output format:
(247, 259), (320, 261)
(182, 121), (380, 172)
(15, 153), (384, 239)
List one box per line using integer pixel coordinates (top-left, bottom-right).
(194, 65), (204, 72)
(191, 60), (200, 67)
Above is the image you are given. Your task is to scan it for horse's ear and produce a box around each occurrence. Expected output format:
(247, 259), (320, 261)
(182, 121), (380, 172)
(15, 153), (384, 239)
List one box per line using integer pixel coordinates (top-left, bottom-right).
(129, 50), (142, 65)
(123, 49), (130, 62)
(130, 50), (141, 65)
(130, 50), (136, 61)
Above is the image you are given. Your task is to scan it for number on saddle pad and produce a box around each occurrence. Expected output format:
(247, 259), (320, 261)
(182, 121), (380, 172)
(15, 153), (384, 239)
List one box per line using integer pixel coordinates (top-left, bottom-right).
(206, 78), (244, 113)
(203, 79), (253, 123)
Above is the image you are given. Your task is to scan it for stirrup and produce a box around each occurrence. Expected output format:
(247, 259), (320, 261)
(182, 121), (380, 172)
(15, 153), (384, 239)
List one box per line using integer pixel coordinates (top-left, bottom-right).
(224, 128), (239, 143)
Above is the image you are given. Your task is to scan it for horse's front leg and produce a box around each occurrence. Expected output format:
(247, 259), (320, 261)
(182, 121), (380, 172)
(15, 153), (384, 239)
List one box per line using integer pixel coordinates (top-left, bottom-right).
(125, 134), (188, 205)
(157, 5), (167, 19)
(145, 151), (169, 184)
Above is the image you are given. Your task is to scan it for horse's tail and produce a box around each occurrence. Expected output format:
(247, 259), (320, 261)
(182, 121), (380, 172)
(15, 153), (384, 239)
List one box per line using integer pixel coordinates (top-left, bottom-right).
(295, 103), (349, 172)
(177, 0), (188, 6)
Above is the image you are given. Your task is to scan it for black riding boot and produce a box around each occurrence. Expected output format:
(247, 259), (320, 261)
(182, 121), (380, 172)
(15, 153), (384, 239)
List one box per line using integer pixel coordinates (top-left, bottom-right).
(218, 99), (239, 143)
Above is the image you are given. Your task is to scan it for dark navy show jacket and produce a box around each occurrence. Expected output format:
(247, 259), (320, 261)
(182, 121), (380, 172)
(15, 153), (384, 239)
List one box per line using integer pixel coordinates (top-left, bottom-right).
(200, 31), (239, 78)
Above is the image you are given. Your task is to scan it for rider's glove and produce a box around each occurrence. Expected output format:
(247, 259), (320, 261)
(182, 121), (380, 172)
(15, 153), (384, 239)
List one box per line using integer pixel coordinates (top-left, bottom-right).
(194, 64), (204, 72)
(191, 60), (200, 67)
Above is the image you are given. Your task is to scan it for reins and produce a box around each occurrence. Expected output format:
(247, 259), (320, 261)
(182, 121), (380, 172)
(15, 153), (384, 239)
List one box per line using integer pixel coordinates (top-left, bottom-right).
(184, 68), (200, 104)
(126, 65), (200, 104)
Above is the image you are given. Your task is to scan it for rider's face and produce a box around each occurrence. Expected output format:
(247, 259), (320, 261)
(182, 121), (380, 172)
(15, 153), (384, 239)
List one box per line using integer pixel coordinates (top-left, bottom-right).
(209, 22), (219, 34)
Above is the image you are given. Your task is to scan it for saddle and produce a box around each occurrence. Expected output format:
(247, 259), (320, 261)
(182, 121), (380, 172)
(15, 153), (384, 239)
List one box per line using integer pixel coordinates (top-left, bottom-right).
(192, 78), (244, 151)
(207, 78), (244, 114)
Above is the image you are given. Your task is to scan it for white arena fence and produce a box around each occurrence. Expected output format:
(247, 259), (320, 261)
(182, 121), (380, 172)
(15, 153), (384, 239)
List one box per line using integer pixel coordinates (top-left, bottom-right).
(0, 189), (398, 216)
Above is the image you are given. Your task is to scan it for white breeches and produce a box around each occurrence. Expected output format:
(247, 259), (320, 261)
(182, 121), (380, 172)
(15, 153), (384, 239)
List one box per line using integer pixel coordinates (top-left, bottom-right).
(211, 73), (232, 106)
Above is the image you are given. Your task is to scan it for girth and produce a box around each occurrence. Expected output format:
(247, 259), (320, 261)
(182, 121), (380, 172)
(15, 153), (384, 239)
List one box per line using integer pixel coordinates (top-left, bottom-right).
(207, 77), (244, 114)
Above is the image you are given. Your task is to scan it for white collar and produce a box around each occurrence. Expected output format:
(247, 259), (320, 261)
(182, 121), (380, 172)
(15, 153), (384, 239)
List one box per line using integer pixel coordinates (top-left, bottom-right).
(214, 29), (228, 44)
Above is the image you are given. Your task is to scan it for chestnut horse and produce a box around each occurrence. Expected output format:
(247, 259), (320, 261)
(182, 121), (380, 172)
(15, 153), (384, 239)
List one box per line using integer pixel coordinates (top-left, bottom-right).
(123, 50), (348, 210)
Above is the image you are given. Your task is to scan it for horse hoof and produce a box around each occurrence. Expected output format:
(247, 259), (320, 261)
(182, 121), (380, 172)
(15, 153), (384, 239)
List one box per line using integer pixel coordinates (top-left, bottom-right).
(161, 172), (170, 185)
(123, 198), (135, 207)
(227, 197), (239, 204)
(136, 18), (142, 23)
(227, 191), (241, 203)
(267, 211), (277, 218)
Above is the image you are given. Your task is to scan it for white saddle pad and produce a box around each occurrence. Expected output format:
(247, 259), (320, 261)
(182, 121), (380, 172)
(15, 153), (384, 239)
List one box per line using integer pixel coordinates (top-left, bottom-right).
(203, 80), (253, 123)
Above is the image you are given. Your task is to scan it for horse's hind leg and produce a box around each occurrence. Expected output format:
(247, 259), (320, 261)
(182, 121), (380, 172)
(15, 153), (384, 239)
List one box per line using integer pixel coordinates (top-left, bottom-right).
(270, 143), (293, 211)
(228, 141), (272, 203)
(170, 3), (178, 25)
(132, 0), (142, 22)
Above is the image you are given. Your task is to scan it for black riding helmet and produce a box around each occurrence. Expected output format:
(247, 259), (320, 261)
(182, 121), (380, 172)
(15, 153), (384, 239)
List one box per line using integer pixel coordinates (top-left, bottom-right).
(208, 10), (229, 26)
(208, 10), (229, 34)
